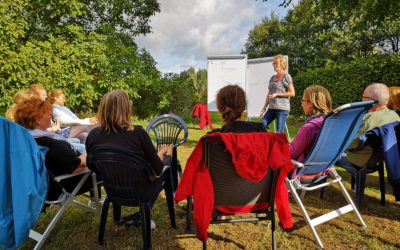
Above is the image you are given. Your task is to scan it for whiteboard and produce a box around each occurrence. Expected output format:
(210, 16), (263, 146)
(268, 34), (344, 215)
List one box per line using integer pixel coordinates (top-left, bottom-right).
(207, 55), (247, 111)
(246, 57), (274, 118)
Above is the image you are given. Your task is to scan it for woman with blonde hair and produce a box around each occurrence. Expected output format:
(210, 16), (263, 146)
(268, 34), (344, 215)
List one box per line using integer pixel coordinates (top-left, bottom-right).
(5, 90), (34, 121)
(85, 90), (173, 228)
(290, 85), (332, 162)
(260, 54), (295, 133)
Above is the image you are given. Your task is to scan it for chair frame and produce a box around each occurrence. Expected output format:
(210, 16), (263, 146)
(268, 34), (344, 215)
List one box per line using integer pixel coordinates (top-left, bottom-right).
(286, 100), (377, 248)
(29, 167), (101, 250)
(146, 114), (188, 191)
(89, 146), (176, 250)
(186, 136), (280, 250)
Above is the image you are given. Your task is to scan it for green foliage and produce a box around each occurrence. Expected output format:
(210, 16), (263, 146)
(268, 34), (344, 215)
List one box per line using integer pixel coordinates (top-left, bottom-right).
(245, 0), (400, 74)
(156, 67), (207, 119)
(291, 54), (400, 116)
(0, 0), (165, 117)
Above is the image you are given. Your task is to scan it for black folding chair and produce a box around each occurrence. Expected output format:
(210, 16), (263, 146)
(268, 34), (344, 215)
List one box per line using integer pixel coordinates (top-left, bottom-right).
(337, 131), (386, 207)
(146, 114), (188, 191)
(88, 146), (176, 250)
(186, 135), (280, 250)
(338, 120), (400, 207)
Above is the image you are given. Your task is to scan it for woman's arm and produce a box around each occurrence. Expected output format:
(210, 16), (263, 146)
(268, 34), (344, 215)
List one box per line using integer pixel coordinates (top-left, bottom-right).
(73, 152), (87, 173)
(260, 95), (270, 116)
(270, 83), (295, 98)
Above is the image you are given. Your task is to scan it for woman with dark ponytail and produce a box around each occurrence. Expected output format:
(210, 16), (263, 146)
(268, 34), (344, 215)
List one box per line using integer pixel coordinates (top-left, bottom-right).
(215, 85), (264, 132)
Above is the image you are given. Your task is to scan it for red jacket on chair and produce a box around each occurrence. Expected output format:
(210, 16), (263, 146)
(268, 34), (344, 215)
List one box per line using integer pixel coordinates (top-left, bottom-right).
(192, 104), (214, 130)
(175, 132), (293, 242)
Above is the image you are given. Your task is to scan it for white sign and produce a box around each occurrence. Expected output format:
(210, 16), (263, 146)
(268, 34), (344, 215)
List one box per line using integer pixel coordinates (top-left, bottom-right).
(207, 55), (247, 111)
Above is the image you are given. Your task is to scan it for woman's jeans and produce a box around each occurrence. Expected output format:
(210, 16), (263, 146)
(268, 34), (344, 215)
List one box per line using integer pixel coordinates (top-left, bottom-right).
(262, 109), (289, 133)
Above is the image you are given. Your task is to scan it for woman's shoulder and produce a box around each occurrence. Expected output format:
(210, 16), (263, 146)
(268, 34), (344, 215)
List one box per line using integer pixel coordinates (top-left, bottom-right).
(221, 121), (264, 133)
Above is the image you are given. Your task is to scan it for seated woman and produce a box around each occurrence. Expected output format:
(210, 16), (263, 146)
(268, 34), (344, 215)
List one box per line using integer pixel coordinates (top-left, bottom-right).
(289, 85), (332, 181)
(290, 85), (332, 162)
(85, 90), (173, 228)
(13, 98), (92, 201)
(388, 86), (400, 115)
(5, 89), (34, 121)
(49, 89), (97, 126)
(213, 84), (264, 133)
(29, 84), (91, 144)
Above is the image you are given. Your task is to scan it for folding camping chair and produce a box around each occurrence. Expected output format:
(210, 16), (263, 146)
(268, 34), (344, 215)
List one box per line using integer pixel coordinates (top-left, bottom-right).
(186, 135), (281, 250)
(146, 114), (188, 191)
(0, 117), (47, 249)
(87, 146), (176, 249)
(286, 100), (378, 248)
(29, 165), (101, 250)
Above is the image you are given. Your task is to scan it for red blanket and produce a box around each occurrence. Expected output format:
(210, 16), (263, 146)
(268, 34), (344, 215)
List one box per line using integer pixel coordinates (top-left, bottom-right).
(175, 132), (293, 242)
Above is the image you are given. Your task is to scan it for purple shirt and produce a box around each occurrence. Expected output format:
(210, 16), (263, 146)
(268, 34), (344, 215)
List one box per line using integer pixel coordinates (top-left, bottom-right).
(290, 116), (324, 162)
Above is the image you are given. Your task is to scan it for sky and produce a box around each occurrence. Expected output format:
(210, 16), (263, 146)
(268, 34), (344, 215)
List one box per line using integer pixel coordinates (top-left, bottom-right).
(135, 0), (296, 74)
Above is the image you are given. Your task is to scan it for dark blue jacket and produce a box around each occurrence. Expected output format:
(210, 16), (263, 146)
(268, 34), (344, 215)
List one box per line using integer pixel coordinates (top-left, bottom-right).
(0, 117), (48, 249)
(371, 121), (400, 197)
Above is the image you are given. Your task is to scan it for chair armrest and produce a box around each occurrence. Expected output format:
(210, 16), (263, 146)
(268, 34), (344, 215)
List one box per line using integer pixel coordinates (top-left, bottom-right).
(148, 164), (171, 182)
(291, 159), (304, 168)
(53, 167), (91, 182)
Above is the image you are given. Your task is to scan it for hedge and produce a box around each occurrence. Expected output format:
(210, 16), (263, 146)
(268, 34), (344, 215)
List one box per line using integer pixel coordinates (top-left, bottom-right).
(291, 54), (400, 116)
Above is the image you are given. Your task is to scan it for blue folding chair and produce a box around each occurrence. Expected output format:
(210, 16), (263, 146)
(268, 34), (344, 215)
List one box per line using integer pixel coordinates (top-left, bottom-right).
(286, 100), (377, 248)
(146, 114), (188, 192)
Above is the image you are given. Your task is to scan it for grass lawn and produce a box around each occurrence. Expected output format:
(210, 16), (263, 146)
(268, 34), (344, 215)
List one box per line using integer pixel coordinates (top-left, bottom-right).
(21, 116), (400, 250)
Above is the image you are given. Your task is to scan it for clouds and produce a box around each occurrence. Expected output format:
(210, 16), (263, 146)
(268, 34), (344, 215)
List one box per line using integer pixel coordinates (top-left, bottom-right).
(135, 0), (290, 73)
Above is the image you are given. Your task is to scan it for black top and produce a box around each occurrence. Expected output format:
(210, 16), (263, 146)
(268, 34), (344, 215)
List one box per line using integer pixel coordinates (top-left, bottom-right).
(210, 120), (265, 133)
(35, 136), (81, 176)
(86, 125), (164, 174)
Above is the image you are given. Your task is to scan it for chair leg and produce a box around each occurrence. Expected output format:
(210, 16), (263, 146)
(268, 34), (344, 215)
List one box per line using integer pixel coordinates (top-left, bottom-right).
(164, 168), (176, 228)
(271, 204), (276, 250)
(203, 241), (207, 250)
(286, 179), (324, 248)
(351, 175), (355, 190)
(378, 164), (386, 206)
(140, 202), (152, 250)
(186, 196), (193, 232)
(112, 203), (121, 222)
(98, 198), (110, 245)
(356, 170), (367, 208)
(336, 178), (366, 228)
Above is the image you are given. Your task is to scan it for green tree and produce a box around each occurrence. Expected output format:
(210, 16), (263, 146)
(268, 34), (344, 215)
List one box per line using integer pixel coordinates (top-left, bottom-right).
(0, 0), (164, 117)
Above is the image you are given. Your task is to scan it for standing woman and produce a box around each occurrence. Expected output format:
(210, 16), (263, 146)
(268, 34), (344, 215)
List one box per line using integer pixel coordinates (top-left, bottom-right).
(260, 54), (295, 133)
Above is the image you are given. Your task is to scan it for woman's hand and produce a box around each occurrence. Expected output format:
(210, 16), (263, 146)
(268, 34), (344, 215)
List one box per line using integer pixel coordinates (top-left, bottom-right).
(47, 119), (60, 132)
(157, 144), (174, 160)
(269, 93), (278, 99)
(166, 144), (174, 157)
(89, 116), (98, 124)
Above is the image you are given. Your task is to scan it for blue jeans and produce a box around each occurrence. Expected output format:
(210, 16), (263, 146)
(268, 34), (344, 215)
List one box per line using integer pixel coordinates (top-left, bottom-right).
(262, 109), (289, 133)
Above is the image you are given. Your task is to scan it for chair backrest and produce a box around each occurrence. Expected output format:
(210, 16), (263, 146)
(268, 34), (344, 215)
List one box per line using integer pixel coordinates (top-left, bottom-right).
(203, 135), (279, 207)
(0, 117), (48, 249)
(297, 100), (378, 176)
(88, 146), (156, 204)
(146, 114), (188, 147)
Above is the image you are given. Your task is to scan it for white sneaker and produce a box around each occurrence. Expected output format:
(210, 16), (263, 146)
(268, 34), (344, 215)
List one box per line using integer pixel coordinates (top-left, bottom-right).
(150, 220), (156, 230)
